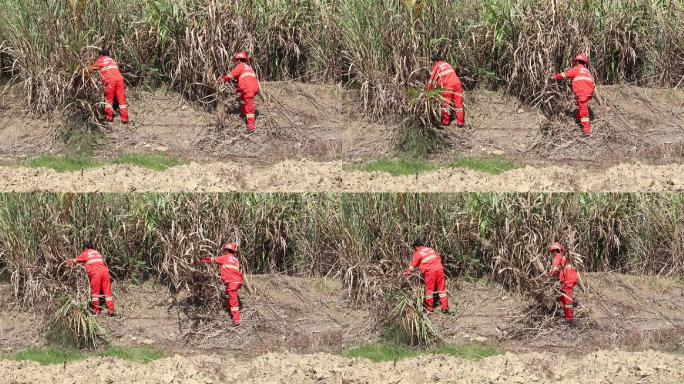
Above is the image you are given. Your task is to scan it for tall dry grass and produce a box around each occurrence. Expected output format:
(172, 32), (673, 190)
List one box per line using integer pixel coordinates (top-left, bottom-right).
(1, 193), (682, 307)
(0, 0), (682, 122)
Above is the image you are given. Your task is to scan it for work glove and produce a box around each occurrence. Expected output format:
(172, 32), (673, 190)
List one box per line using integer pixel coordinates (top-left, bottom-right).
(66, 259), (74, 267)
(199, 257), (212, 263)
(403, 269), (413, 277)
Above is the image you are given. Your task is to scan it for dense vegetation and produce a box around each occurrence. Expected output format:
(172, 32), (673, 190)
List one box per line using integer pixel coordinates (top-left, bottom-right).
(1, 0), (682, 121)
(1, 192), (682, 345)
(1, 193), (682, 304)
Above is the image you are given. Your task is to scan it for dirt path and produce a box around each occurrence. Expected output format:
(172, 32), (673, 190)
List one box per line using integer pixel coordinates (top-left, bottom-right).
(2, 274), (682, 355)
(1, 161), (683, 192)
(1, 274), (682, 382)
(2, 349), (683, 383)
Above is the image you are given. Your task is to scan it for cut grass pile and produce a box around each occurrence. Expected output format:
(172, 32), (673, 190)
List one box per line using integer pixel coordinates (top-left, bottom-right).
(2, 346), (169, 365)
(24, 153), (184, 172)
(345, 343), (501, 363)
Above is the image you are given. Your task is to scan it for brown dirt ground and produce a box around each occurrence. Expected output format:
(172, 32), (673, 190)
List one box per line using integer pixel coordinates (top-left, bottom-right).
(1, 349), (683, 384)
(1, 273), (683, 383)
(1, 83), (683, 192)
(1, 273), (682, 354)
(1, 161), (683, 192)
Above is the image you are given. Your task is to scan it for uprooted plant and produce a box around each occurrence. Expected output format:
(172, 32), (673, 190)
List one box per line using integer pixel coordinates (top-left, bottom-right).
(47, 296), (103, 349)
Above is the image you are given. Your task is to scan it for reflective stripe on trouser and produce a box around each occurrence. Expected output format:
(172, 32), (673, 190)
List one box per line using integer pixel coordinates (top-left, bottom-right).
(226, 282), (243, 324)
(559, 284), (575, 321)
(240, 93), (257, 132)
(89, 270), (115, 313)
(441, 88), (464, 126)
(575, 95), (592, 135)
(103, 79), (128, 122)
(423, 269), (448, 311)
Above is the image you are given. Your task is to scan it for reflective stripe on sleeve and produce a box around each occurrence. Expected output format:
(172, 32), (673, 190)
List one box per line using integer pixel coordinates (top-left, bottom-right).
(421, 255), (436, 264)
(572, 76), (594, 83)
(437, 69), (454, 78)
(560, 72), (567, 79)
(99, 65), (118, 72)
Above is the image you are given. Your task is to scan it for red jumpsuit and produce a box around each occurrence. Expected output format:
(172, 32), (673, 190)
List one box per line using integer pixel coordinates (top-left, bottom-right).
(549, 253), (578, 321)
(428, 61), (464, 127)
(553, 64), (595, 136)
(405, 246), (449, 312)
(200, 253), (244, 324)
(75, 249), (115, 315)
(91, 56), (128, 123)
(222, 63), (260, 132)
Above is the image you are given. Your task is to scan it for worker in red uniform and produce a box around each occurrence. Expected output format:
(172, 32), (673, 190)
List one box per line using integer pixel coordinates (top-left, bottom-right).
(89, 48), (129, 124)
(403, 240), (449, 314)
(551, 54), (595, 137)
(67, 241), (116, 316)
(427, 54), (464, 127)
(220, 52), (260, 133)
(548, 242), (578, 323)
(200, 242), (244, 325)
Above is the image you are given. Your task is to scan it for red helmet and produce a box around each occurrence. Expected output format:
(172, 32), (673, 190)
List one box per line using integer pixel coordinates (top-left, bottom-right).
(222, 242), (238, 254)
(574, 53), (589, 65)
(233, 52), (249, 62)
(548, 242), (564, 254)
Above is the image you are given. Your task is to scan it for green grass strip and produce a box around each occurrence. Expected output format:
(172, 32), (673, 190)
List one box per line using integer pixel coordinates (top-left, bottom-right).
(431, 344), (501, 361)
(26, 155), (102, 173)
(5, 347), (88, 365)
(3, 345), (169, 365)
(345, 344), (418, 362)
(98, 346), (168, 364)
(24, 153), (184, 173)
(448, 157), (519, 175)
(112, 153), (184, 171)
(358, 158), (439, 176)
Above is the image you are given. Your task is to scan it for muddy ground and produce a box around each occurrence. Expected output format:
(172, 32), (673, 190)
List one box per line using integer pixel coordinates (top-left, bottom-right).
(1, 83), (683, 192)
(1, 273), (683, 383)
